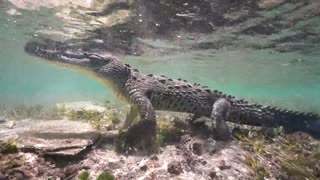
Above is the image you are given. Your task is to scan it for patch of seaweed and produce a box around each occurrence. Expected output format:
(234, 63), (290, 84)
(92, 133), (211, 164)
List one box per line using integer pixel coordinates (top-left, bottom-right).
(237, 128), (320, 179)
(0, 139), (18, 154)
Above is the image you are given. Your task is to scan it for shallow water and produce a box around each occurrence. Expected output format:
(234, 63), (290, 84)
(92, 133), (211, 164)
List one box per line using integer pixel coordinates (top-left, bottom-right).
(1, 1), (320, 113)
(0, 7), (109, 106)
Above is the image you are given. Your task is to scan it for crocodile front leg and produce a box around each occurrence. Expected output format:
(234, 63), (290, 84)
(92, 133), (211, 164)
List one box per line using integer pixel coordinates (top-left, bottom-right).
(123, 105), (139, 129)
(211, 98), (231, 140)
(124, 92), (157, 149)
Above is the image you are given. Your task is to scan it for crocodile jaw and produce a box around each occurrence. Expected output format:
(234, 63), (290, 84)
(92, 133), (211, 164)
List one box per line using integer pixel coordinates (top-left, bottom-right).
(24, 40), (131, 103)
(25, 41), (101, 67)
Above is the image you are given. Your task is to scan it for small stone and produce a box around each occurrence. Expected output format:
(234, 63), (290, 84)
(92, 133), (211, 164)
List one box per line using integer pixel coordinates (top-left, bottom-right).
(12, 172), (24, 180)
(35, 167), (44, 176)
(150, 155), (158, 161)
(36, 157), (46, 165)
(192, 141), (203, 155)
(81, 165), (91, 170)
(180, 134), (191, 144)
(219, 160), (225, 168)
(104, 124), (114, 131)
(140, 164), (148, 171)
(206, 138), (217, 155)
(0, 173), (7, 180)
(218, 160), (231, 170)
(208, 170), (217, 179)
(167, 161), (182, 175)
(200, 159), (207, 165)
(64, 165), (78, 177)
(56, 172), (65, 179)
(108, 161), (121, 169)
(49, 163), (56, 168)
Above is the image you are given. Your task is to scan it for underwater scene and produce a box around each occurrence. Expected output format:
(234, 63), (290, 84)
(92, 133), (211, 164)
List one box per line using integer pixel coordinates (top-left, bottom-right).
(0, 0), (320, 179)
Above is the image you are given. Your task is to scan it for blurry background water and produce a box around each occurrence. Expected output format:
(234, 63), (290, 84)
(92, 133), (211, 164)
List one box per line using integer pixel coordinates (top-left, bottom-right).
(0, 0), (320, 113)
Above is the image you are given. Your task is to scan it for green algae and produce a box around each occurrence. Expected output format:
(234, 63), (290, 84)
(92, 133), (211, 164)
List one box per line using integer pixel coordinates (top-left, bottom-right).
(66, 108), (120, 130)
(0, 139), (18, 154)
(96, 171), (114, 180)
(78, 171), (90, 180)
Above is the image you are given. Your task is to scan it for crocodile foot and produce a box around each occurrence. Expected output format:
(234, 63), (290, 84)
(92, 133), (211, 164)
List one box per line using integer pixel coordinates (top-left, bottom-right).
(123, 120), (157, 153)
(215, 126), (232, 140)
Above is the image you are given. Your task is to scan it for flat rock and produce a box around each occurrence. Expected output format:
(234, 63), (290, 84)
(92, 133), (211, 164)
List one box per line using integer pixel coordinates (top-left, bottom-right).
(17, 120), (100, 156)
(0, 119), (31, 142)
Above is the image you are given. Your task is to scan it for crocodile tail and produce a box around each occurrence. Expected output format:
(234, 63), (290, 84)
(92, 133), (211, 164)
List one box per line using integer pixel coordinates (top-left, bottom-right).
(230, 99), (320, 139)
(275, 109), (320, 139)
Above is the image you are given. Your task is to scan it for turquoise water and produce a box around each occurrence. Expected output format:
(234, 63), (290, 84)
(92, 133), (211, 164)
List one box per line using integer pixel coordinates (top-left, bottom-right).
(1, 3), (320, 113)
(0, 9), (110, 105)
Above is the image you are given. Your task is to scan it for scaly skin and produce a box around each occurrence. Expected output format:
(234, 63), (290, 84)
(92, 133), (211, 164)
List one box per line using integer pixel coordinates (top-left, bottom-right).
(24, 40), (320, 146)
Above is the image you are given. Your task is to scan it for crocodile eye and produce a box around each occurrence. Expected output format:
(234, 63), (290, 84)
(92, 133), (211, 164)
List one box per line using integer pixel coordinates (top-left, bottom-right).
(86, 53), (104, 61)
(84, 53), (114, 66)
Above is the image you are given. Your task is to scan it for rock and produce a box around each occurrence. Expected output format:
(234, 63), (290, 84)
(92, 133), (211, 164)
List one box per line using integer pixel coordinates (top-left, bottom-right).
(167, 161), (182, 175)
(0, 119), (32, 142)
(17, 120), (100, 156)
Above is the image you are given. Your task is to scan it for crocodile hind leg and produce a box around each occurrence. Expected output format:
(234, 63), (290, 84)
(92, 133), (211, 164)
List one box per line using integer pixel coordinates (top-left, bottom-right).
(124, 93), (157, 150)
(211, 98), (231, 140)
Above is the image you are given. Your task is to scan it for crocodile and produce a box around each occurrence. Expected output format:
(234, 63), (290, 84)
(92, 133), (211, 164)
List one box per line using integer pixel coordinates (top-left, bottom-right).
(24, 40), (320, 146)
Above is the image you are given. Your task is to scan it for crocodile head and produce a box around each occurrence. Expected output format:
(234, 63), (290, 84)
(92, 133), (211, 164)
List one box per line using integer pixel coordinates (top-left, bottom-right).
(24, 40), (116, 70)
(24, 40), (131, 99)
